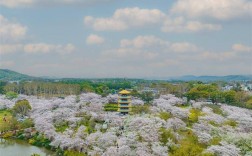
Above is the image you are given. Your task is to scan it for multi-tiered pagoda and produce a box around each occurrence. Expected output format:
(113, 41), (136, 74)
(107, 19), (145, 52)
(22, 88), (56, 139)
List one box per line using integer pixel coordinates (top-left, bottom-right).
(118, 90), (131, 114)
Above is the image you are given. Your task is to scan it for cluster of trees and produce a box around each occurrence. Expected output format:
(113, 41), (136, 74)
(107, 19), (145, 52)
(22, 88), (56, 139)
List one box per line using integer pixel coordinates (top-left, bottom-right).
(0, 99), (33, 133)
(3, 82), (80, 97)
(64, 79), (133, 97)
(186, 84), (252, 109)
(1, 91), (252, 155)
(1, 79), (134, 97)
(0, 81), (6, 94)
(1, 79), (251, 109)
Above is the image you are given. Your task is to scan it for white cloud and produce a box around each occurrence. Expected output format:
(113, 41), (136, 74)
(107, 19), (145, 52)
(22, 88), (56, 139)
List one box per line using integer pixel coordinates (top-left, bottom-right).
(23, 43), (75, 54)
(83, 6), (224, 33)
(86, 34), (105, 45)
(0, 43), (75, 55)
(0, 14), (27, 42)
(232, 44), (252, 52)
(0, 0), (114, 8)
(170, 42), (198, 52)
(120, 35), (169, 48)
(161, 17), (221, 33)
(102, 35), (199, 60)
(84, 7), (165, 31)
(0, 15), (75, 55)
(101, 36), (251, 76)
(0, 0), (33, 8)
(171, 0), (252, 20)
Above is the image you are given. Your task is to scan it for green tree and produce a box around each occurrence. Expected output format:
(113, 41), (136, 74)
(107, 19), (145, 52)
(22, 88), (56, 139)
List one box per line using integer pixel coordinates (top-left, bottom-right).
(5, 91), (18, 99)
(131, 105), (150, 114)
(186, 84), (219, 102)
(12, 99), (32, 117)
(246, 97), (252, 109)
(0, 81), (6, 94)
(140, 91), (154, 103)
(223, 90), (236, 104)
(81, 83), (94, 93)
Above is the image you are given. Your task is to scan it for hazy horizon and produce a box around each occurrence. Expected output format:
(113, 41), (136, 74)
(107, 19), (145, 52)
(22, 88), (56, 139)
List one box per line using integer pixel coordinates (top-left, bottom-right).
(1, 68), (252, 80)
(0, 0), (252, 78)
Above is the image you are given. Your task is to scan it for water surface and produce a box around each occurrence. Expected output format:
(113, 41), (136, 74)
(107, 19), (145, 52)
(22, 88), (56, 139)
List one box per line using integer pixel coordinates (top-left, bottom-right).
(0, 138), (55, 156)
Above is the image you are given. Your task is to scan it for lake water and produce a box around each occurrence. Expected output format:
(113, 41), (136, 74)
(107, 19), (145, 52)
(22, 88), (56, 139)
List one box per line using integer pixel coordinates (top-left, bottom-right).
(0, 138), (55, 156)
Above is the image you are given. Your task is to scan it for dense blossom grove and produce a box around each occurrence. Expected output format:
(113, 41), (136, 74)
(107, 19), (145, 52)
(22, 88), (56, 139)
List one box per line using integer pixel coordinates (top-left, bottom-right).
(0, 93), (252, 156)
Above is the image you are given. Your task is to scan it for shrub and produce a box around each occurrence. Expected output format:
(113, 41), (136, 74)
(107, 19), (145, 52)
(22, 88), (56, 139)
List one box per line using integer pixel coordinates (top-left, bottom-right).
(20, 119), (34, 129)
(210, 137), (221, 145)
(208, 121), (219, 127)
(159, 112), (172, 121)
(55, 121), (69, 132)
(159, 128), (177, 145)
(131, 105), (150, 114)
(2, 131), (13, 138)
(64, 150), (86, 156)
(224, 120), (237, 127)
(29, 139), (36, 144)
(172, 141), (204, 156)
(171, 129), (209, 156)
(5, 91), (18, 99)
(12, 99), (31, 117)
(189, 108), (202, 123)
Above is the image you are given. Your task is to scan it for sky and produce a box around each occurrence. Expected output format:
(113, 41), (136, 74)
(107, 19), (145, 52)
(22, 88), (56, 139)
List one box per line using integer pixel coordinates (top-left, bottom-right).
(0, 0), (252, 78)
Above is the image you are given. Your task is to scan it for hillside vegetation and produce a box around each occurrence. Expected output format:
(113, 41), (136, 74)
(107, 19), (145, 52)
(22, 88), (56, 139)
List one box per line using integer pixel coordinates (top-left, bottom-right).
(0, 69), (36, 81)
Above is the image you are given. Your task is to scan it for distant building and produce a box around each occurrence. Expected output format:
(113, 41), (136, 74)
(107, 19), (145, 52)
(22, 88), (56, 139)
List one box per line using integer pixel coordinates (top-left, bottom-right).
(8, 80), (20, 84)
(118, 90), (131, 114)
(222, 85), (233, 91)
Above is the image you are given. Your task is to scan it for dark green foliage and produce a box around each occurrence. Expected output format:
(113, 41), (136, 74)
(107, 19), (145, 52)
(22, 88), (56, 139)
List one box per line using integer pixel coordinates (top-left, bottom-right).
(0, 81), (6, 94)
(140, 92), (154, 103)
(29, 133), (51, 149)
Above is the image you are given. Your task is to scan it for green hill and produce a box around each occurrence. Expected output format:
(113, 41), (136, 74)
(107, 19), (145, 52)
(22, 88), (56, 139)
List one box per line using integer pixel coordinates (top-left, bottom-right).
(0, 69), (37, 81)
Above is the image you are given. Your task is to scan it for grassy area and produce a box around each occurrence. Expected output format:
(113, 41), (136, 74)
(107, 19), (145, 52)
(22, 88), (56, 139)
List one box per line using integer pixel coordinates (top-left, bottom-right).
(0, 110), (12, 129)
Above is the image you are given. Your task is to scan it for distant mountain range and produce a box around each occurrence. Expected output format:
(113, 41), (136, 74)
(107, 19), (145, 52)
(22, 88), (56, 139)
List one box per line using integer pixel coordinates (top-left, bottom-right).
(0, 69), (38, 81)
(169, 75), (252, 82)
(0, 69), (251, 82)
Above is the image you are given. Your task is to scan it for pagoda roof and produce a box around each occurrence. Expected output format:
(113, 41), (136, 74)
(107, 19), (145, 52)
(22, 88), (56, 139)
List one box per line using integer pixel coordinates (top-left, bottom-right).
(119, 90), (131, 94)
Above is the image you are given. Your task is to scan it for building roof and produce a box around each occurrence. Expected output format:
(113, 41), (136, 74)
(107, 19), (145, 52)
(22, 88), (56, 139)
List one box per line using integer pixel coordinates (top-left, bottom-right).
(119, 90), (131, 94)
